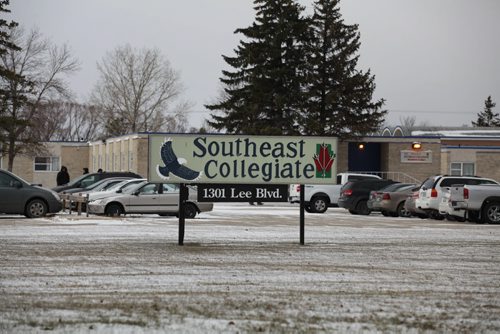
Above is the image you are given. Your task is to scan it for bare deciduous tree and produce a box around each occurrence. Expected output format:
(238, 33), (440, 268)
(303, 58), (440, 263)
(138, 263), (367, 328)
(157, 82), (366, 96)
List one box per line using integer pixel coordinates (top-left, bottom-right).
(31, 101), (102, 141)
(91, 44), (188, 137)
(0, 26), (79, 170)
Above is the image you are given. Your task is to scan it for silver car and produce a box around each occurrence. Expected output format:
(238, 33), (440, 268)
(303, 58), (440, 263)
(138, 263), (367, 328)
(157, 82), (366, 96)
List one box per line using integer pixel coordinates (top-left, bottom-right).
(87, 182), (213, 218)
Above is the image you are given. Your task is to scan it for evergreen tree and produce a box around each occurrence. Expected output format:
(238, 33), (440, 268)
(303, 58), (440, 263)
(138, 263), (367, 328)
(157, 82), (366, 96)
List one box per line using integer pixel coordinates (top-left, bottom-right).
(0, 0), (30, 155)
(206, 0), (310, 135)
(302, 0), (385, 139)
(472, 95), (499, 127)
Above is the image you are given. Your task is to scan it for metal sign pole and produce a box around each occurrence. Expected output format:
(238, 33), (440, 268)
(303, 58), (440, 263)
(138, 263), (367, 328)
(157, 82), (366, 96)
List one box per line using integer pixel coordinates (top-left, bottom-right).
(178, 183), (187, 245)
(300, 184), (305, 245)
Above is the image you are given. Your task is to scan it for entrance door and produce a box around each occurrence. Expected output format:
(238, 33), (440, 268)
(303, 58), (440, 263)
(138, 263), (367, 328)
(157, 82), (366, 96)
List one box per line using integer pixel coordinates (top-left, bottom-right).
(348, 142), (381, 172)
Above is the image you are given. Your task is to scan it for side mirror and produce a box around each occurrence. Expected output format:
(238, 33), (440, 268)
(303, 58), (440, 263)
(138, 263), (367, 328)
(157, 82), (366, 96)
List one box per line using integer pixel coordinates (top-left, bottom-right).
(133, 190), (140, 196)
(116, 189), (122, 193)
(13, 180), (23, 188)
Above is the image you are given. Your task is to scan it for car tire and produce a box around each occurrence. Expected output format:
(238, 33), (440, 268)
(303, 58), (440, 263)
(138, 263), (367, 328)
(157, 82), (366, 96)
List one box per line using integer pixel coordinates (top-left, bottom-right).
(310, 196), (328, 214)
(397, 201), (411, 218)
(429, 211), (445, 220)
(467, 211), (482, 224)
(105, 203), (124, 217)
(381, 210), (390, 217)
(184, 203), (197, 219)
(355, 200), (371, 215)
(304, 205), (312, 213)
(482, 201), (500, 224)
(348, 209), (358, 215)
(25, 199), (48, 218)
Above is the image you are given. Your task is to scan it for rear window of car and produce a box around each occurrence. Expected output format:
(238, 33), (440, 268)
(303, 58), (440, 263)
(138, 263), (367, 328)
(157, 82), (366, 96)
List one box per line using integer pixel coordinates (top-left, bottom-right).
(422, 177), (439, 189)
(439, 177), (497, 187)
(379, 183), (403, 192)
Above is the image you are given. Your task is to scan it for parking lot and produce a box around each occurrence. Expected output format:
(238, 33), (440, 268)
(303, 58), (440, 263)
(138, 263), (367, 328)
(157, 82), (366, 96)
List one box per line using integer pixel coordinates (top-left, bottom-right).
(1, 204), (499, 333)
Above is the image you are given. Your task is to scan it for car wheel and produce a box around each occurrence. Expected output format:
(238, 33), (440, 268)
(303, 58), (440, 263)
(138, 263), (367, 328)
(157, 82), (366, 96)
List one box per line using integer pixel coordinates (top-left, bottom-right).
(429, 211), (444, 220)
(467, 211), (482, 224)
(25, 199), (48, 218)
(310, 196), (328, 214)
(397, 201), (411, 218)
(348, 209), (358, 215)
(381, 210), (390, 217)
(304, 205), (312, 213)
(184, 203), (197, 219)
(105, 203), (124, 217)
(355, 200), (371, 215)
(483, 201), (500, 224)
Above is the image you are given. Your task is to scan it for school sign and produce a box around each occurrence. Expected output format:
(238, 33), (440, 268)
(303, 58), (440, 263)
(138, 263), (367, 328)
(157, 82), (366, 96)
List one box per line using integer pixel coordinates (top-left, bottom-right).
(148, 134), (338, 185)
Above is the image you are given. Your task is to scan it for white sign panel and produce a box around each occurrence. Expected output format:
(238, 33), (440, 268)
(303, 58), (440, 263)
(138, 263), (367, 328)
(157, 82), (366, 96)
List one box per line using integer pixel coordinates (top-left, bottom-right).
(400, 150), (432, 163)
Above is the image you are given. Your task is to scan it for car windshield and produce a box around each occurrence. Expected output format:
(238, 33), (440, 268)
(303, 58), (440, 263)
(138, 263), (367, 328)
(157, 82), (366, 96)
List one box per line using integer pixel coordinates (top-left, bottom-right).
(66, 173), (88, 186)
(122, 181), (147, 194)
(105, 180), (130, 192)
(83, 178), (112, 190)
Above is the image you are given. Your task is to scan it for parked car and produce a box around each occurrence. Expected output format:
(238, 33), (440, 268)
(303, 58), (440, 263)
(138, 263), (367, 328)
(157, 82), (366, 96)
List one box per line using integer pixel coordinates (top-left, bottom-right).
(338, 179), (398, 215)
(52, 171), (142, 193)
(87, 178), (147, 202)
(62, 177), (135, 195)
(404, 190), (429, 219)
(416, 175), (498, 219)
(0, 169), (62, 218)
(87, 182), (213, 218)
(368, 183), (417, 217)
(289, 172), (382, 213)
(440, 183), (500, 223)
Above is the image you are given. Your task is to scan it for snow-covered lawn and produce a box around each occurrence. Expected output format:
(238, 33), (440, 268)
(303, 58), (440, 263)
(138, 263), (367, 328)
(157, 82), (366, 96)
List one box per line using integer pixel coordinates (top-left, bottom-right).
(1, 204), (499, 333)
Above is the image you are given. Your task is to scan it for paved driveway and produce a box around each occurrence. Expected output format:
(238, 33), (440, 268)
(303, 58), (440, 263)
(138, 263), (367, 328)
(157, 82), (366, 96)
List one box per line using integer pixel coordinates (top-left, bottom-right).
(1, 204), (499, 332)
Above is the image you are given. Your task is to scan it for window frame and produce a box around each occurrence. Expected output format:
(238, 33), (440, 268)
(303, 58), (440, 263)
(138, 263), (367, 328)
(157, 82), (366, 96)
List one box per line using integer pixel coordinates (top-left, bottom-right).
(450, 162), (475, 176)
(34, 156), (60, 172)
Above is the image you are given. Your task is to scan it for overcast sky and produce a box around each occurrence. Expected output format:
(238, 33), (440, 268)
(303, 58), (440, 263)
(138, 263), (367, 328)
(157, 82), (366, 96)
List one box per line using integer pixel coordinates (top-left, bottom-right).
(9, 0), (500, 129)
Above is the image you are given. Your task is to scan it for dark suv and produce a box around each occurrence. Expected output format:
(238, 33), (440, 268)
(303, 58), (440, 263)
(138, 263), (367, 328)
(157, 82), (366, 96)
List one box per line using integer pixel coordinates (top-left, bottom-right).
(338, 179), (398, 215)
(0, 169), (62, 218)
(52, 171), (142, 193)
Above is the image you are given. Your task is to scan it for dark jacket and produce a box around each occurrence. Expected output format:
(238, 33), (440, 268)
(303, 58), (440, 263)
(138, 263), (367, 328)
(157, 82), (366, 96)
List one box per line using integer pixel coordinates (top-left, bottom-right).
(56, 167), (70, 186)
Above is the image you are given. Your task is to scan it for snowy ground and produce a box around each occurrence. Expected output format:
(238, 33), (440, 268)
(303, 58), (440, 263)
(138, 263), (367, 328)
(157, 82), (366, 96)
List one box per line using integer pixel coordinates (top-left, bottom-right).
(1, 203), (500, 333)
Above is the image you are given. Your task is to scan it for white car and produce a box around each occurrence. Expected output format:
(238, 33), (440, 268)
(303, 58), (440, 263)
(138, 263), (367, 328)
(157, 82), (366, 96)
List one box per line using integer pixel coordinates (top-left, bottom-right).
(87, 178), (147, 202)
(87, 182), (213, 218)
(416, 175), (498, 219)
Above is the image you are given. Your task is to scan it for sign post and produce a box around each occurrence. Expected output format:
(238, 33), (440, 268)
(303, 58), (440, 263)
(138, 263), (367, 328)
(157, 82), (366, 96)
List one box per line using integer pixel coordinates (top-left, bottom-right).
(148, 134), (338, 244)
(178, 183), (187, 245)
(300, 184), (305, 245)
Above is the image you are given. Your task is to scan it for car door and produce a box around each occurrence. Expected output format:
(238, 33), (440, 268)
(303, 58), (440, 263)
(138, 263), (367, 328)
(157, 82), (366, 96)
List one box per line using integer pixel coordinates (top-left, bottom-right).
(157, 183), (180, 213)
(126, 183), (163, 213)
(0, 172), (26, 214)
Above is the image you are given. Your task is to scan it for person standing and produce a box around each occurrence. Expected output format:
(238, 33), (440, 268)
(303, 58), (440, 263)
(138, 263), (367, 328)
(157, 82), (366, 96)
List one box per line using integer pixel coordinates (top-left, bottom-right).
(56, 166), (70, 186)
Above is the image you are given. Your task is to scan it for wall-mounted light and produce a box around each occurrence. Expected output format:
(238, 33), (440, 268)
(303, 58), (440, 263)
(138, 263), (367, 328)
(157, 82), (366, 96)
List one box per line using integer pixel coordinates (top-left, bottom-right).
(412, 142), (422, 150)
(358, 142), (366, 150)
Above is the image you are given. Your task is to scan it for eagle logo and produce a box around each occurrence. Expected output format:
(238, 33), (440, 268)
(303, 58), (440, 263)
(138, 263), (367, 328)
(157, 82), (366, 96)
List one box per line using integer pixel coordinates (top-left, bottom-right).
(156, 138), (202, 181)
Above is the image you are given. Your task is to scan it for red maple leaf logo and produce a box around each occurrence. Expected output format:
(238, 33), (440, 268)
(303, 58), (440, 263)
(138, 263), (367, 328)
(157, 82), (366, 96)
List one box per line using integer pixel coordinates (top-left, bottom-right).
(313, 143), (334, 177)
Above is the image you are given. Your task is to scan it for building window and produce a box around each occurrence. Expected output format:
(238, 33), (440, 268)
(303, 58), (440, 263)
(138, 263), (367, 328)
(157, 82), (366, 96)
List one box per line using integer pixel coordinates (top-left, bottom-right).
(34, 157), (60, 171)
(450, 162), (475, 176)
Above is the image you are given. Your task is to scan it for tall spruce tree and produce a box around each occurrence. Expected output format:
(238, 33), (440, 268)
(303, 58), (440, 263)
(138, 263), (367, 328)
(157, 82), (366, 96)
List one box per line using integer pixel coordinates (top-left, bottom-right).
(0, 0), (30, 155)
(302, 0), (385, 139)
(472, 95), (499, 127)
(206, 0), (310, 135)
